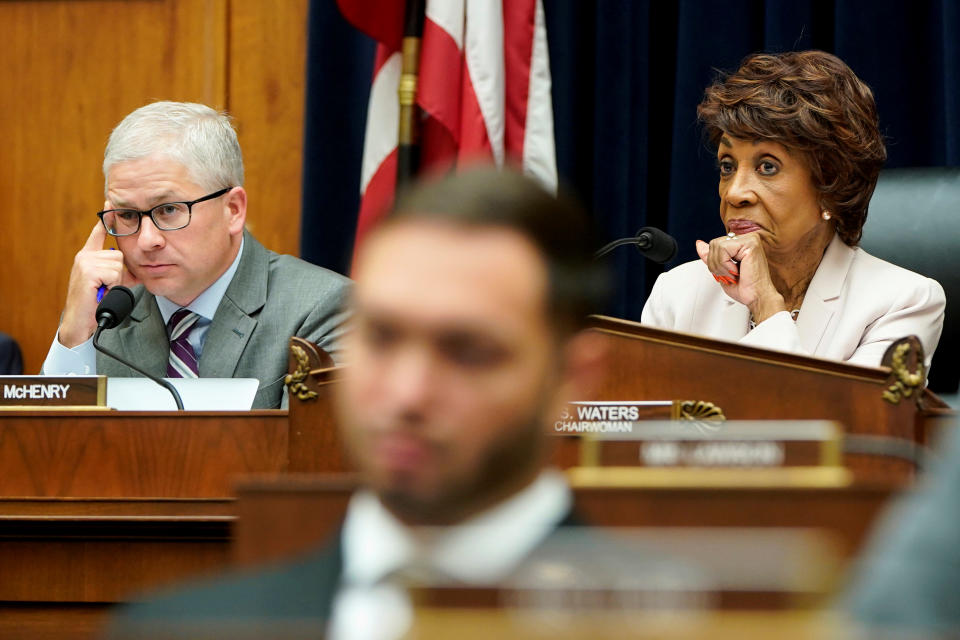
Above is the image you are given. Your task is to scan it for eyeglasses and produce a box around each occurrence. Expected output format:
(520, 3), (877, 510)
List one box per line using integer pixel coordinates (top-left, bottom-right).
(97, 187), (232, 237)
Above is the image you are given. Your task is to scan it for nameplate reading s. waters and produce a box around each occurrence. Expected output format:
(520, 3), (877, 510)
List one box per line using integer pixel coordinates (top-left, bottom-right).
(0, 376), (105, 408)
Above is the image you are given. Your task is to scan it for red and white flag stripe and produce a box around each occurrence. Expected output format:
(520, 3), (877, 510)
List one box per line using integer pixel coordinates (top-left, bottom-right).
(338, 0), (557, 251)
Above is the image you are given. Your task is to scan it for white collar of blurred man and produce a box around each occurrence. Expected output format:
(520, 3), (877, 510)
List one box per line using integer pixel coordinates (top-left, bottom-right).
(328, 470), (570, 637)
(335, 214), (606, 528)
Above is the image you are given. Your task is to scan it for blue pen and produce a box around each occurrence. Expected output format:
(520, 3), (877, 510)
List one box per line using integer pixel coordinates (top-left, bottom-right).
(96, 248), (117, 303)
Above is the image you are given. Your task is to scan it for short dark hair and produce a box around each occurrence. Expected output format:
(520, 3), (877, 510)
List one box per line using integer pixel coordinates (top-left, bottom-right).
(388, 167), (608, 334)
(697, 50), (887, 246)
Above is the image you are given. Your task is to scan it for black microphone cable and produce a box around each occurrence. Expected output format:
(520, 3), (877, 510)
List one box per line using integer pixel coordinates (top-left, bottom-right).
(595, 226), (678, 263)
(93, 286), (185, 410)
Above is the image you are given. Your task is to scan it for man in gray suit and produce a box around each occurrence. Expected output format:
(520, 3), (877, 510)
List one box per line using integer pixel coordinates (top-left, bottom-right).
(42, 101), (350, 408)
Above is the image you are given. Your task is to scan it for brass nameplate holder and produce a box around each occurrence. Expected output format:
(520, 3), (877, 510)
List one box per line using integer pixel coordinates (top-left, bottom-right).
(881, 336), (925, 405)
(552, 400), (728, 465)
(577, 420), (843, 470)
(285, 343), (319, 402)
(284, 337), (337, 403)
(0, 375), (106, 409)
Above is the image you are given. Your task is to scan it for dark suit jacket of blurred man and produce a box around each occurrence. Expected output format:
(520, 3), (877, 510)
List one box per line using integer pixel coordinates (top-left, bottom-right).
(103, 477), (582, 639)
(846, 417), (960, 635)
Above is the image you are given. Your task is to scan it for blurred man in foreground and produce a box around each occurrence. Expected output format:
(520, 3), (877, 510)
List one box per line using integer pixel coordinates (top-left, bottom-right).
(104, 168), (608, 638)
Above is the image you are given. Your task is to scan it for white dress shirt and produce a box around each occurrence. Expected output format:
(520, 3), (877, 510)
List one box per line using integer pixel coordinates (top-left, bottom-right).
(42, 237), (244, 375)
(327, 469), (572, 640)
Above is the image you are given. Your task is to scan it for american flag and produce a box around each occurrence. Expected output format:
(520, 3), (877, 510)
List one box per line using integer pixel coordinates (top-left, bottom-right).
(337, 0), (558, 251)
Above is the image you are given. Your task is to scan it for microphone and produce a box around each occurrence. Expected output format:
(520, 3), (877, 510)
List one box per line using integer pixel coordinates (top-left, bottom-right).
(92, 286), (185, 410)
(594, 226), (678, 263)
(95, 285), (135, 330)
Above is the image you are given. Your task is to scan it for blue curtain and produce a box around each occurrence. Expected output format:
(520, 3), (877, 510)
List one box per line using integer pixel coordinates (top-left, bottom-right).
(300, 0), (375, 277)
(301, 0), (960, 320)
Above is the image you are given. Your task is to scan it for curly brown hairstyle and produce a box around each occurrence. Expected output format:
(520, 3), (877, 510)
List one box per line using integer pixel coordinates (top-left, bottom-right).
(697, 50), (887, 245)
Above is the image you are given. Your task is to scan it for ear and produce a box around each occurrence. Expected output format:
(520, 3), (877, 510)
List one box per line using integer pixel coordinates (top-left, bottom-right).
(223, 186), (247, 235)
(547, 329), (609, 419)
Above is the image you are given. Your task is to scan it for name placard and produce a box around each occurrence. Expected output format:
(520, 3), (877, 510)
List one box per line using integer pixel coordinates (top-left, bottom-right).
(553, 401), (675, 434)
(0, 376), (106, 408)
(579, 420), (842, 469)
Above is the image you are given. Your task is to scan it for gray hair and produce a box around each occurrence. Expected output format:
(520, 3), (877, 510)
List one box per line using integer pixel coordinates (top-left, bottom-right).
(103, 101), (244, 195)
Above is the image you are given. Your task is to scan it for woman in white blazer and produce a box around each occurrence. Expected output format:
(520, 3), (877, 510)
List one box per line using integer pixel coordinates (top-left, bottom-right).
(642, 51), (945, 370)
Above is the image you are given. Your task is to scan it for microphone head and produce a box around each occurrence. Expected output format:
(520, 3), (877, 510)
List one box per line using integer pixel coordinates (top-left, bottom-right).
(635, 227), (678, 264)
(95, 286), (135, 329)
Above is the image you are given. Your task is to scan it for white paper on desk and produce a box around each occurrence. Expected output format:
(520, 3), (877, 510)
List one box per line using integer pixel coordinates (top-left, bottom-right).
(106, 378), (260, 411)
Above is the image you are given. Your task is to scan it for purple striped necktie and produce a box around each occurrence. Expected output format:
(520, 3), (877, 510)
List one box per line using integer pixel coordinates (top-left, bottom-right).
(166, 308), (201, 378)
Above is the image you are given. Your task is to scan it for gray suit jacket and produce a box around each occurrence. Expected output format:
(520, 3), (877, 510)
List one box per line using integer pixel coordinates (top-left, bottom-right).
(97, 230), (351, 409)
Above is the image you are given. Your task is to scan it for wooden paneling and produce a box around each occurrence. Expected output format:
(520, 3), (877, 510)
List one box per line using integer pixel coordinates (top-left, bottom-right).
(0, 0), (310, 372)
(284, 323), (949, 480)
(0, 498), (234, 640)
(231, 474), (899, 569)
(588, 316), (928, 477)
(233, 473), (355, 566)
(0, 410), (288, 497)
(0, 522), (230, 602)
(0, 605), (110, 640)
(229, 0), (310, 257)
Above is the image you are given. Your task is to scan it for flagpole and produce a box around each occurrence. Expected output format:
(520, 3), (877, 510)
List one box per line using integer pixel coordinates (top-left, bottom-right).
(397, 0), (426, 190)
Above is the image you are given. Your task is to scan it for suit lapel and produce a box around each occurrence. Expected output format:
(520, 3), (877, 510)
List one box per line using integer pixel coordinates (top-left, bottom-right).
(198, 231), (268, 378)
(114, 292), (168, 378)
(797, 234), (854, 354)
(716, 289), (751, 339)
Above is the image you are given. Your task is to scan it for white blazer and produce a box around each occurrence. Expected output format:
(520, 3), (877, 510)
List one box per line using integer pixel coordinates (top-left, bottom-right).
(641, 234), (946, 369)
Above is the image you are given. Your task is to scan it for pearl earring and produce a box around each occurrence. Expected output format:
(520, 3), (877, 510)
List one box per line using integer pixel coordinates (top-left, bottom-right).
(822, 210), (832, 221)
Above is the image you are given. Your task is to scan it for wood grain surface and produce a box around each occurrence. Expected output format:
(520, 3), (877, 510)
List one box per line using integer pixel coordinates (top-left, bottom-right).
(0, 0), (309, 373)
(0, 410), (287, 497)
(231, 473), (898, 568)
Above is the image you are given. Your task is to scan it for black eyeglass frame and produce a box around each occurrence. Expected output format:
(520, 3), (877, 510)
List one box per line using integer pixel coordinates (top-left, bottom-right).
(97, 187), (233, 237)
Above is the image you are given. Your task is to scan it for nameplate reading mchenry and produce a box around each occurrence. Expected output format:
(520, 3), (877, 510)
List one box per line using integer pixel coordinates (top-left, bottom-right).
(0, 376), (105, 408)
